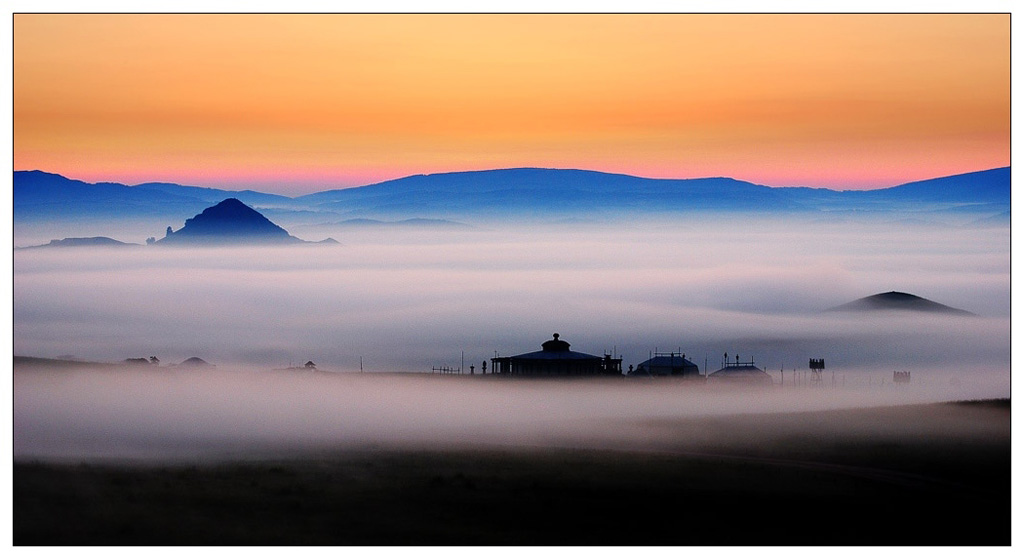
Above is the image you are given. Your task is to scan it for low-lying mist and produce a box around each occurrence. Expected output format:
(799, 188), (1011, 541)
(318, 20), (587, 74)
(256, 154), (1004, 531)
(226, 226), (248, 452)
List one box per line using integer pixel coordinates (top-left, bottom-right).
(14, 218), (1009, 377)
(13, 216), (1009, 461)
(13, 365), (1003, 463)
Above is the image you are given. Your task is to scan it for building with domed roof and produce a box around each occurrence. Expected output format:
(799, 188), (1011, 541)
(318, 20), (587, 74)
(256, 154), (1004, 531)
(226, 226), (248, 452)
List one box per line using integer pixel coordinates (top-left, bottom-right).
(491, 333), (622, 377)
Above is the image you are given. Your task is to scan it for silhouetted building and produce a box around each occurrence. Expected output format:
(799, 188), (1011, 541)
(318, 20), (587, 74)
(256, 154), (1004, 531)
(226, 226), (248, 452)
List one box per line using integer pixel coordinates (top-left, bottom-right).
(631, 352), (700, 378)
(491, 333), (621, 377)
(708, 354), (772, 385)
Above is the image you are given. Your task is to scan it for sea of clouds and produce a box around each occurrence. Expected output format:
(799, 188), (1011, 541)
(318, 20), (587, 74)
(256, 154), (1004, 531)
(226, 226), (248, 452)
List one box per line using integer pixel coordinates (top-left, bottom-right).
(13, 217), (1009, 461)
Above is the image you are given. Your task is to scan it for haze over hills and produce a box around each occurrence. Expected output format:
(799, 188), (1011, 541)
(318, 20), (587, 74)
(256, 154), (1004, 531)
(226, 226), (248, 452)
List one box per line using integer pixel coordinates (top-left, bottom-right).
(16, 236), (140, 250)
(294, 167), (1011, 220)
(13, 167), (1010, 241)
(826, 291), (976, 316)
(293, 168), (803, 218)
(781, 167), (1010, 215)
(14, 170), (294, 212)
(332, 218), (474, 230)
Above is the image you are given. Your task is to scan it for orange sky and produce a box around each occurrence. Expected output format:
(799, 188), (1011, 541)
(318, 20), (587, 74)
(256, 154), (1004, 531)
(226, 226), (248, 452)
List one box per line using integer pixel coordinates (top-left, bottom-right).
(13, 14), (1010, 194)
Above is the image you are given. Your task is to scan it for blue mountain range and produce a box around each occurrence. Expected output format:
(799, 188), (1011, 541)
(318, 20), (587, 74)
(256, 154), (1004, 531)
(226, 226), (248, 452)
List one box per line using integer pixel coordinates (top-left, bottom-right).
(13, 166), (1010, 226)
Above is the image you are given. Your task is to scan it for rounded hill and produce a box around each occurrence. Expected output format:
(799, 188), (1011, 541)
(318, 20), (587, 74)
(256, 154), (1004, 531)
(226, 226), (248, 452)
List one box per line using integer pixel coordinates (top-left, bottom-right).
(826, 291), (974, 315)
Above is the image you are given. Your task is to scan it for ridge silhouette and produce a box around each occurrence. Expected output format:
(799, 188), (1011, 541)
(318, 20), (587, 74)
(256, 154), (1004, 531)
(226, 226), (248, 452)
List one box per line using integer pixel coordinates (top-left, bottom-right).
(14, 167), (1010, 223)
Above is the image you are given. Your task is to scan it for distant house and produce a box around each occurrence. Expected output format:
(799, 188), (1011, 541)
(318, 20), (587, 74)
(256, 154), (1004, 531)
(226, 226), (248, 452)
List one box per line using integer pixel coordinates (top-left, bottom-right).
(491, 333), (622, 377)
(304, 361), (317, 370)
(707, 354), (772, 385)
(631, 352), (700, 378)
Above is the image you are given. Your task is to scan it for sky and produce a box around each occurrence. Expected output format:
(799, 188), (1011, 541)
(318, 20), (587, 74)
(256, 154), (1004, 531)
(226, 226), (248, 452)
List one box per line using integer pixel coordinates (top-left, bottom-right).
(13, 13), (1011, 195)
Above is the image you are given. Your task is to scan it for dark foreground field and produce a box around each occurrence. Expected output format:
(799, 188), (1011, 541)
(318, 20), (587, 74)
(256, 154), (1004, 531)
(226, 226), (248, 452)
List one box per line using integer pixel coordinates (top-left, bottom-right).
(15, 400), (1009, 546)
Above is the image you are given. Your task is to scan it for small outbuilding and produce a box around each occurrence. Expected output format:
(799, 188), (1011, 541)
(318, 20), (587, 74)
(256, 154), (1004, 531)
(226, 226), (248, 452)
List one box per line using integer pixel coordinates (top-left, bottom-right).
(491, 333), (622, 377)
(708, 354), (772, 385)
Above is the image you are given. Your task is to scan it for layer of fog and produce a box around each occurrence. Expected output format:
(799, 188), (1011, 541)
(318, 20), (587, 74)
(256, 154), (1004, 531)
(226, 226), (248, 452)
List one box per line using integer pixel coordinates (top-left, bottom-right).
(13, 217), (1010, 462)
(13, 365), (1005, 463)
(14, 219), (1009, 378)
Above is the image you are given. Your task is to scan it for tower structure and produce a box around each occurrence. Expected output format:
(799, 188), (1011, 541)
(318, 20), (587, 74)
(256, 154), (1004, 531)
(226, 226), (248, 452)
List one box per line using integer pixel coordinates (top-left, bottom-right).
(809, 358), (825, 386)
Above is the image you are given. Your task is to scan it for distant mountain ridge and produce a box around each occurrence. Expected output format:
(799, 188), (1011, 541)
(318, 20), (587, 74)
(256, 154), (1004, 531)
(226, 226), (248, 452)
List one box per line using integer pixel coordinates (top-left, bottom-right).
(867, 167), (1009, 202)
(293, 168), (806, 218)
(14, 166), (1010, 232)
(14, 170), (294, 208)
